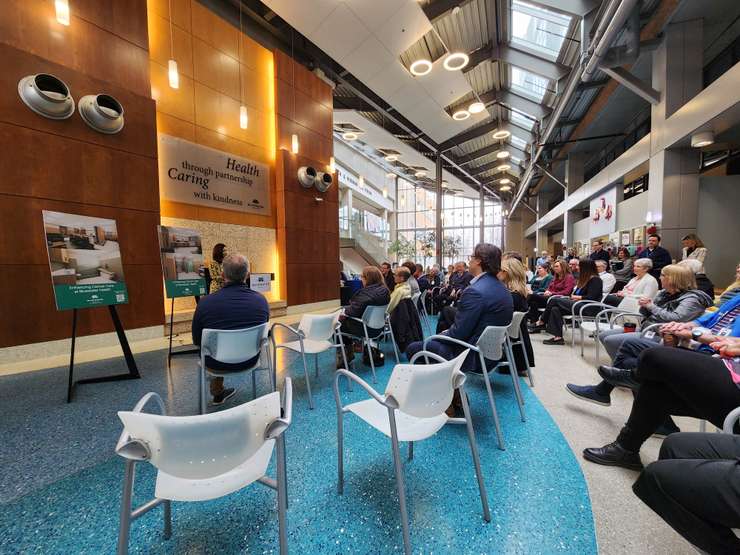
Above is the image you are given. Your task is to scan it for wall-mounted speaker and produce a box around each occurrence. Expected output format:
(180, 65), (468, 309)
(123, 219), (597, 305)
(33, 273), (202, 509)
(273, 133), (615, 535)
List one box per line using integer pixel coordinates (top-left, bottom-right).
(298, 166), (317, 188)
(315, 171), (333, 193)
(18, 73), (75, 120)
(78, 94), (125, 134)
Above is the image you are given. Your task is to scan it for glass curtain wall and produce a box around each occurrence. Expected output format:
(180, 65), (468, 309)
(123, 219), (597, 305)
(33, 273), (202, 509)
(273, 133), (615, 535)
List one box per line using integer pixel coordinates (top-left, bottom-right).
(396, 178), (503, 269)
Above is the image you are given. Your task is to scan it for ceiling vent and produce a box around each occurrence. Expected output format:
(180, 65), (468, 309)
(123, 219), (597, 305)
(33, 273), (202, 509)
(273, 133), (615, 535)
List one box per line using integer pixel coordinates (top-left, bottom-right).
(18, 73), (75, 120)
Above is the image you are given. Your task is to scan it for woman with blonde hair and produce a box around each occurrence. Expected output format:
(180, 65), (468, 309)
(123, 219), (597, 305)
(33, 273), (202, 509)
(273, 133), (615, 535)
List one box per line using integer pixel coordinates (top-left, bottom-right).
(498, 257), (535, 375)
(717, 262), (740, 306)
(681, 233), (708, 271)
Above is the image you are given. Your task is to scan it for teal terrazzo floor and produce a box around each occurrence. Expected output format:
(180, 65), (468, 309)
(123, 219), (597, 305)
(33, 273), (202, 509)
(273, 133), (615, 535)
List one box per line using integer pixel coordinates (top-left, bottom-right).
(0, 320), (597, 554)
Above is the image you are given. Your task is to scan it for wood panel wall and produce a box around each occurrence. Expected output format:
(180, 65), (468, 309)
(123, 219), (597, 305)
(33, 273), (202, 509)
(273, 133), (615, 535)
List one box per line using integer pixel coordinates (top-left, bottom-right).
(274, 50), (339, 306)
(0, 0), (162, 348)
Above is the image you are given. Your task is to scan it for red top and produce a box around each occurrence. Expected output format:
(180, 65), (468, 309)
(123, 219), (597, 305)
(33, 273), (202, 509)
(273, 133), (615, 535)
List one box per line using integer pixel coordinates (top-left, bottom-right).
(547, 274), (576, 296)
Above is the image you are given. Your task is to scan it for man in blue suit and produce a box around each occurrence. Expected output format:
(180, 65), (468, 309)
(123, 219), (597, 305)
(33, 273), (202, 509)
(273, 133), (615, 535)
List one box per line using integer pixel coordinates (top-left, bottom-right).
(406, 243), (513, 374)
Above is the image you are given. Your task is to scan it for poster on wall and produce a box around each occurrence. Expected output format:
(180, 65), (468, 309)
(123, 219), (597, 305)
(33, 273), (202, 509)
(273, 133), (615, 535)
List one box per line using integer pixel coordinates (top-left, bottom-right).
(158, 134), (270, 215)
(42, 210), (129, 311)
(621, 231), (632, 246)
(633, 226), (645, 248)
(590, 187), (617, 238)
(157, 225), (207, 298)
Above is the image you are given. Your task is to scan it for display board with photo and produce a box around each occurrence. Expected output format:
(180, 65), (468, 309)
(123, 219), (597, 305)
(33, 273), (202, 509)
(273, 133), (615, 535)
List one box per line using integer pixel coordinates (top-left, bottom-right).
(157, 225), (207, 298)
(42, 210), (129, 310)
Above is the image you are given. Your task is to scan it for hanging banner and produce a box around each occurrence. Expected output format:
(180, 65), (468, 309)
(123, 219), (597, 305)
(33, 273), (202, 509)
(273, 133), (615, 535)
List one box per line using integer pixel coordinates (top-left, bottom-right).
(158, 134), (270, 215)
(42, 210), (129, 311)
(157, 225), (207, 298)
(590, 187), (617, 238)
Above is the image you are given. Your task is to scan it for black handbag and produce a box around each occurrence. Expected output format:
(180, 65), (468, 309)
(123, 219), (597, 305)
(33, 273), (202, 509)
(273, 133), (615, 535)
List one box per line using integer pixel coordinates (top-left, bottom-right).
(362, 346), (385, 366)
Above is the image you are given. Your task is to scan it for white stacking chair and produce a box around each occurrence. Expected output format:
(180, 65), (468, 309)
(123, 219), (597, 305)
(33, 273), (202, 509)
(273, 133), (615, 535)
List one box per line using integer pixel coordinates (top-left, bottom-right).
(423, 325), (527, 450)
(270, 311), (348, 409)
(198, 323), (272, 414)
(508, 311), (534, 387)
(333, 350), (490, 555)
(339, 304), (400, 383)
(115, 379), (293, 555)
(567, 296), (609, 348)
(416, 290), (431, 331)
(579, 304), (645, 360)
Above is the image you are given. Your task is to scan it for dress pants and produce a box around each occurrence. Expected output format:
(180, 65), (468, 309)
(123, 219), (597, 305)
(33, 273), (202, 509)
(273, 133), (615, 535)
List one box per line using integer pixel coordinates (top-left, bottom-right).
(436, 306), (457, 334)
(526, 293), (548, 322)
(594, 330), (659, 396)
(633, 432), (740, 554)
(543, 297), (576, 337)
(616, 347), (740, 453)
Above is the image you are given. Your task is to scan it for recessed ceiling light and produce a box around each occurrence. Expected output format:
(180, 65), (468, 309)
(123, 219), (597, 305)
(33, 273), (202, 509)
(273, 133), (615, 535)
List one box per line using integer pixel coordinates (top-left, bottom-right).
(410, 59), (433, 76)
(468, 101), (485, 114)
(384, 154), (398, 162)
(691, 130), (714, 148)
(500, 185), (512, 192)
(496, 164), (511, 172)
(342, 131), (358, 141)
(443, 52), (469, 71)
(496, 150), (510, 159)
(500, 178), (511, 185)
(492, 130), (511, 140)
(452, 109), (470, 121)
(414, 170), (427, 178)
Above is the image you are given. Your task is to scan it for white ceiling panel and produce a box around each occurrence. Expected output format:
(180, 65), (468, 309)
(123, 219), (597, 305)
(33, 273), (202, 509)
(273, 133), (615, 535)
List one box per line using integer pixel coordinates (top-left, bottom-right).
(343, 0), (407, 34)
(261, 0), (340, 38)
(371, 61), (412, 99)
(373, 1), (432, 56)
(309, 3), (370, 63)
(419, 57), (476, 108)
(386, 80), (429, 114)
(341, 35), (394, 83)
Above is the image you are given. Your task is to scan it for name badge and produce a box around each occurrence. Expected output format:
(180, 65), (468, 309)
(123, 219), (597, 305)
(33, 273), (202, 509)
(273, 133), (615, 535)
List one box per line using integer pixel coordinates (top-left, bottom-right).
(718, 327), (732, 337)
(644, 331), (656, 339)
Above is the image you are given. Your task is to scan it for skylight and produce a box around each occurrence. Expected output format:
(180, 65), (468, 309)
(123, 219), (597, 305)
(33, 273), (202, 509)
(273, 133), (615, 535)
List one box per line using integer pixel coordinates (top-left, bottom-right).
(510, 65), (550, 102)
(511, 0), (572, 61)
(510, 110), (535, 130)
(510, 134), (528, 150)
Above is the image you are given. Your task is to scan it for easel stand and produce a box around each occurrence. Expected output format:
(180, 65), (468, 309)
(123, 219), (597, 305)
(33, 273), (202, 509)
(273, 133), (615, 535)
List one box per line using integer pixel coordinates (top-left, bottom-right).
(67, 305), (140, 403)
(167, 296), (200, 367)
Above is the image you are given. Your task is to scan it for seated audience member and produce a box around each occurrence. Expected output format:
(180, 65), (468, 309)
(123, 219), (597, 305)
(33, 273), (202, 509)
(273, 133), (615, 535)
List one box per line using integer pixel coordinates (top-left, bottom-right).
(536, 250), (549, 266)
(681, 232), (708, 271)
(633, 427), (740, 554)
(429, 266), (442, 288)
(717, 261), (740, 306)
(387, 266), (412, 314)
(530, 259), (602, 345)
(444, 264), (455, 285)
(435, 261), (473, 310)
(406, 244), (513, 383)
(527, 259), (575, 322)
(568, 257), (580, 279)
(644, 234), (672, 279)
(380, 261), (395, 291)
(499, 257), (535, 376)
(611, 247), (635, 290)
(589, 240), (611, 269)
(581, 322), (740, 471)
(402, 261), (421, 296)
(192, 253), (269, 405)
(567, 264), (711, 408)
(603, 258), (658, 308)
(678, 258), (715, 300)
(528, 262), (553, 294)
(596, 259), (616, 295)
(337, 266), (391, 367)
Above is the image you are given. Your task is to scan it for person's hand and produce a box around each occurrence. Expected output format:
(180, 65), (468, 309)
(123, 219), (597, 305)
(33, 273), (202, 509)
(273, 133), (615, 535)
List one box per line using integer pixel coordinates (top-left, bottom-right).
(660, 322), (693, 334)
(571, 295), (582, 301)
(637, 296), (652, 307)
(543, 290), (552, 297)
(616, 290), (625, 297)
(710, 337), (740, 357)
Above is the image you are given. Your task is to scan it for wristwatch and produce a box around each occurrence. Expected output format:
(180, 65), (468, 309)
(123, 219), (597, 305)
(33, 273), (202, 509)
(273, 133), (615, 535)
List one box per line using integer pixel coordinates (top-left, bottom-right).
(691, 327), (711, 340)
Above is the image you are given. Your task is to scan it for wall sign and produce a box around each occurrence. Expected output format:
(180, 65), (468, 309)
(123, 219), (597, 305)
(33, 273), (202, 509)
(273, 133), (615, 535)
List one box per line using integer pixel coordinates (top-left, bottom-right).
(250, 273), (272, 293)
(157, 225), (207, 298)
(42, 210), (129, 310)
(336, 164), (392, 211)
(158, 134), (270, 215)
(590, 187), (617, 238)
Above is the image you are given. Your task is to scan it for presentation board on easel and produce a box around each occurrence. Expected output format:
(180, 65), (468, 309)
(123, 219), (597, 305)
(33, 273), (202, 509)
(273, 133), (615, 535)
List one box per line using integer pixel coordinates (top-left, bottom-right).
(42, 210), (139, 402)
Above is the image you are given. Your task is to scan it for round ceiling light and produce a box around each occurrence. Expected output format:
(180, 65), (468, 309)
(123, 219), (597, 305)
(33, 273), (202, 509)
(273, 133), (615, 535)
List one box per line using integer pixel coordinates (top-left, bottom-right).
(384, 154), (398, 162)
(468, 101), (485, 114)
(414, 170), (427, 178)
(500, 185), (512, 192)
(691, 130), (715, 148)
(492, 130), (511, 140)
(500, 178), (511, 185)
(496, 164), (511, 172)
(342, 131), (358, 141)
(410, 59), (433, 76)
(443, 52), (469, 71)
(452, 109), (470, 121)
(496, 150), (510, 159)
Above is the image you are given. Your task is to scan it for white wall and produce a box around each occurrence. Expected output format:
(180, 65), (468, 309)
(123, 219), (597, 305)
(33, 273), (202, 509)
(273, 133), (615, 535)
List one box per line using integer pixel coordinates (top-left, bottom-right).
(697, 175), (740, 288)
(616, 192), (648, 231)
(573, 216), (590, 243)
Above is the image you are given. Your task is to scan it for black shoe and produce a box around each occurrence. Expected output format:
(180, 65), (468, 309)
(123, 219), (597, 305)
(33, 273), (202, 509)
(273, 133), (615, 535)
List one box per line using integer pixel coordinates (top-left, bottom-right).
(212, 387), (236, 405)
(597, 365), (640, 390)
(565, 384), (611, 406)
(528, 327), (542, 335)
(652, 420), (681, 438)
(583, 441), (643, 471)
(543, 337), (565, 345)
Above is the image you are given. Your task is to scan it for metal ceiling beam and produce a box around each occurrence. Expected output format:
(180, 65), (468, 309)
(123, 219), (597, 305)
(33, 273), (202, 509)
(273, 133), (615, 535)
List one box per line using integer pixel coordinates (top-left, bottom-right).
(462, 42), (495, 74)
(496, 90), (552, 120)
(530, 0), (600, 17)
(421, 0), (466, 21)
(499, 45), (571, 81)
(472, 159), (519, 176)
(438, 120), (500, 152)
(333, 97), (376, 111)
(577, 78), (610, 91)
(460, 142), (526, 165)
(600, 66), (661, 105)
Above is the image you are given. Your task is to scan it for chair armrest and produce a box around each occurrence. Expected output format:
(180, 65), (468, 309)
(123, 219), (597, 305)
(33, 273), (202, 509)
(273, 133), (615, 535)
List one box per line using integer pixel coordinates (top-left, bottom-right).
(115, 392), (166, 460)
(410, 350), (448, 364)
(266, 378), (293, 439)
(723, 406), (740, 434)
(571, 299), (603, 318)
(270, 322), (304, 341)
(333, 369), (388, 409)
(610, 312), (644, 325)
(423, 334), (480, 353)
(577, 302), (613, 318)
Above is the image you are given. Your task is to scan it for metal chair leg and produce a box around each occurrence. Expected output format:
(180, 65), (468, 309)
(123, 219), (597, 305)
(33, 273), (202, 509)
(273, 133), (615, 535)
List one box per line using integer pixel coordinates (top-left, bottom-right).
(300, 349), (314, 410)
(388, 409), (412, 555)
(365, 336), (378, 383)
(460, 390), (491, 522)
(335, 333), (353, 392)
(163, 500), (172, 539)
(276, 433), (288, 555)
(199, 365), (207, 415)
(387, 320), (401, 363)
(315, 354), (319, 379)
(117, 460), (135, 555)
(479, 354), (505, 450)
(505, 342), (526, 422)
(408, 441), (414, 461)
(337, 408), (345, 494)
(272, 344), (278, 392)
(521, 341), (534, 388)
(252, 368), (257, 399)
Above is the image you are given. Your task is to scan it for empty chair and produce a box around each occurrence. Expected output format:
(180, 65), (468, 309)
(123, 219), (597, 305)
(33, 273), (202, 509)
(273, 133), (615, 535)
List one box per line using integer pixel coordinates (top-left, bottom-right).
(338, 304), (399, 383)
(115, 379), (292, 555)
(198, 324), (272, 414)
(270, 311), (348, 409)
(417, 289), (432, 330)
(333, 350), (490, 555)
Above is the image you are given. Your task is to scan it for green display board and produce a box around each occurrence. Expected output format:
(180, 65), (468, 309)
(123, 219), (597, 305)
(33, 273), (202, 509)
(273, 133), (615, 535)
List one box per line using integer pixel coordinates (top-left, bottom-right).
(43, 210), (129, 311)
(157, 225), (207, 298)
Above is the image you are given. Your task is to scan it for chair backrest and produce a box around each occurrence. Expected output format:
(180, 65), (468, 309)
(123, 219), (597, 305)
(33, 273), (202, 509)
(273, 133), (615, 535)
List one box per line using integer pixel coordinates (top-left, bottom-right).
(507, 312), (527, 340)
(411, 292), (421, 304)
(385, 350), (468, 418)
(476, 325), (509, 360)
(362, 304), (389, 329)
(201, 323), (268, 365)
(117, 391), (281, 479)
(298, 311), (340, 341)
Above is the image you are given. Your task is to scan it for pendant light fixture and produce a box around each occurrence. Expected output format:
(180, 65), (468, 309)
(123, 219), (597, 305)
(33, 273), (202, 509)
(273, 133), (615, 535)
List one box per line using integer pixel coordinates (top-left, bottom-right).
(329, 157), (336, 172)
(167, 0), (179, 89)
(238, 2), (248, 129)
(55, 0), (70, 25)
(290, 29), (299, 154)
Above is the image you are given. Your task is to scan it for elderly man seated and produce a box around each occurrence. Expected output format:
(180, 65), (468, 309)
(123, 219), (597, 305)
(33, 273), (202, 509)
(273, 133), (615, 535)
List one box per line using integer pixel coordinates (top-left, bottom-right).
(192, 253), (270, 405)
(596, 259), (616, 295)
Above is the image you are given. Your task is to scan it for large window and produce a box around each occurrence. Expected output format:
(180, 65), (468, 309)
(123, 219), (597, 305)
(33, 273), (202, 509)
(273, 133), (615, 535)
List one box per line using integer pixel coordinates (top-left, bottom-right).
(510, 65), (551, 102)
(511, 0), (572, 61)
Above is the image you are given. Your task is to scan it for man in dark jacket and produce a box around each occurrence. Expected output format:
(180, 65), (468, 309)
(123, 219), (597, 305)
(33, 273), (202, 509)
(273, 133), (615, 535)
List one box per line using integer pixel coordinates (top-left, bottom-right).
(381, 262), (395, 292)
(589, 240), (611, 270)
(192, 253), (270, 404)
(644, 234), (672, 279)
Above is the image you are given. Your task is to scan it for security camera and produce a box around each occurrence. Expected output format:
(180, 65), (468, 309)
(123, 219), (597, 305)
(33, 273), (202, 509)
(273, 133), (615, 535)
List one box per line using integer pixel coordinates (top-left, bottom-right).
(297, 166), (317, 188)
(315, 171), (333, 193)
